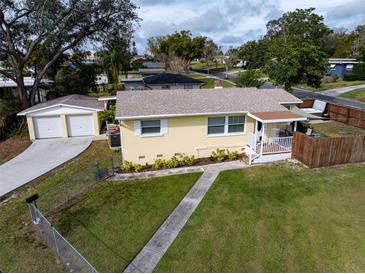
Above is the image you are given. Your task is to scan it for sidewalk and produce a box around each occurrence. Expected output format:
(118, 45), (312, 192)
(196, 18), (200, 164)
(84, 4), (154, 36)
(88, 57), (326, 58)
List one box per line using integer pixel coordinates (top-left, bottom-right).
(124, 161), (246, 273)
(319, 84), (365, 97)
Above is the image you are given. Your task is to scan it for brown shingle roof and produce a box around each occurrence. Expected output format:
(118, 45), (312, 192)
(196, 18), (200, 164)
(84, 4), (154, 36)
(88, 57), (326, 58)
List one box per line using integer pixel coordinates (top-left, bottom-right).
(250, 111), (306, 121)
(116, 88), (302, 119)
(18, 94), (104, 115)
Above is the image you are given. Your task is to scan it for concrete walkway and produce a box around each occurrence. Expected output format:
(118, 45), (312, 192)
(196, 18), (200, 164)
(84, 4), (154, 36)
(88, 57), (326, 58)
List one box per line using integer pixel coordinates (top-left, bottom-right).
(319, 84), (365, 97)
(124, 161), (246, 273)
(0, 137), (92, 197)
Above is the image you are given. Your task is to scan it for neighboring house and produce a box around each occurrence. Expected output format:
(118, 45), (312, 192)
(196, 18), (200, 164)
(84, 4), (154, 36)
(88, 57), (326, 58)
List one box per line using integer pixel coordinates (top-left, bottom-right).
(116, 88), (306, 165)
(122, 73), (203, 90)
(138, 68), (166, 76)
(0, 75), (52, 103)
(327, 58), (358, 77)
(142, 61), (165, 69)
(18, 94), (105, 140)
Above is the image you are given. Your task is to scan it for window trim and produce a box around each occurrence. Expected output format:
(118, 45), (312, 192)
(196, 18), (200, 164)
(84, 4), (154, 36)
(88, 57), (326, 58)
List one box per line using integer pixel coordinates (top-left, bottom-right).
(207, 115), (246, 136)
(141, 119), (162, 137)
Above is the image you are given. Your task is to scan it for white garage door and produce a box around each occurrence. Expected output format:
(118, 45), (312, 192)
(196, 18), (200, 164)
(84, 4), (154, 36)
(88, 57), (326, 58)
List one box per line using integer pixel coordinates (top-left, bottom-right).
(66, 114), (94, 137)
(33, 116), (63, 139)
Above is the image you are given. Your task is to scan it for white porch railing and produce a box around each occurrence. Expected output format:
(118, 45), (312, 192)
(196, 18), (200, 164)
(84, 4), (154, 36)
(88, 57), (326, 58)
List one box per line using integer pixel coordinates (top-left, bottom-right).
(258, 136), (293, 154)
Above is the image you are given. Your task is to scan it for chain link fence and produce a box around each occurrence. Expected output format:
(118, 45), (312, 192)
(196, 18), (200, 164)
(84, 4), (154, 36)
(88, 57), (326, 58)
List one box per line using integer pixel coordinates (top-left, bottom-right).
(28, 203), (97, 272)
(37, 156), (117, 213)
(26, 155), (120, 272)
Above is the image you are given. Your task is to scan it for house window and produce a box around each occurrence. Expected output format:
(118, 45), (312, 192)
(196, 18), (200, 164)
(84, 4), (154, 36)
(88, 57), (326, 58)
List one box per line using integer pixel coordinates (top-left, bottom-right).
(330, 64), (336, 70)
(184, 84), (194, 89)
(346, 64), (353, 70)
(208, 117), (225, 135)
(228, 116), (245, 133)
(208, 115), (245, 135)
(161, 85), (170, 89)
(141, 120), (161, 135)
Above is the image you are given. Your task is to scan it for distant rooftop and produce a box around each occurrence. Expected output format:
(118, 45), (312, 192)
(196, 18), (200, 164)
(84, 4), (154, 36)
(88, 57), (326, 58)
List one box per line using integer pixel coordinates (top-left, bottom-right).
(143, 73), (203, 85)
(142, 61), (165, 68)
(328, 58), (359, 64)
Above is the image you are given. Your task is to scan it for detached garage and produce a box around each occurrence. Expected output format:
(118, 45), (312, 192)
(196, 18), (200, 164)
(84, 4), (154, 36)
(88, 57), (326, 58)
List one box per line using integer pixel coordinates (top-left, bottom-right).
(18, 94), (105, 140)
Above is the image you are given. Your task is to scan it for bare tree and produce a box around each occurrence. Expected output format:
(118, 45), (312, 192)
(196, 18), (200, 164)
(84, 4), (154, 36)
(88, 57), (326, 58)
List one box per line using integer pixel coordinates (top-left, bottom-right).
(0, 0), (139, 108)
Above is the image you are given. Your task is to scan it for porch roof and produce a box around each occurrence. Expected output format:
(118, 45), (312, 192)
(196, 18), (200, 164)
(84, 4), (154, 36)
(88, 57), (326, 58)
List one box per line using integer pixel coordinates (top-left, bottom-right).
(249, 111), (307, 123)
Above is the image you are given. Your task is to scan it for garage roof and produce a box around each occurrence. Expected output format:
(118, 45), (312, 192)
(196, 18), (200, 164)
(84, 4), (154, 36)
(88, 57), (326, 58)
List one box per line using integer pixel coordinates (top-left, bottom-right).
(18, 94), (105, 116)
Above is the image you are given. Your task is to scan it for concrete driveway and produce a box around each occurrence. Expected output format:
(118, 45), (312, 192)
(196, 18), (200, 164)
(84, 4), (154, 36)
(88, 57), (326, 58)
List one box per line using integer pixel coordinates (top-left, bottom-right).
(0, 137), (92, 197)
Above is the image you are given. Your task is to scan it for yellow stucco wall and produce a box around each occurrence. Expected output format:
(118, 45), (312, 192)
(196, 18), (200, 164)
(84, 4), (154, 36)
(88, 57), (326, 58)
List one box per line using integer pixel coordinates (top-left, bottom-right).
(26, 117), (36, 140)
(120, 115), (255, 164)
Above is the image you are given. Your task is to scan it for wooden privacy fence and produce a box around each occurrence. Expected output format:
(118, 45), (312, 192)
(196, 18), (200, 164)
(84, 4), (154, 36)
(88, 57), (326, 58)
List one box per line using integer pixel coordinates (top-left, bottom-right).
(328, 104), (365, 129)
(292, 132), (365, 168)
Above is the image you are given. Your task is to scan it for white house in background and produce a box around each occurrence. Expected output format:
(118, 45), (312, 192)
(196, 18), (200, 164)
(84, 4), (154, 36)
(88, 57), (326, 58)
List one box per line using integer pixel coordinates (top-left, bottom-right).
(0, 75), (53, 103)
(18, 94), (105, 140)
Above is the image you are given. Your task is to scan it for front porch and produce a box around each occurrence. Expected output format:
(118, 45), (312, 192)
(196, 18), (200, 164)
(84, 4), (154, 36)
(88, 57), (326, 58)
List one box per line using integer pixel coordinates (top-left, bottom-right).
(246, 111), (307, 164)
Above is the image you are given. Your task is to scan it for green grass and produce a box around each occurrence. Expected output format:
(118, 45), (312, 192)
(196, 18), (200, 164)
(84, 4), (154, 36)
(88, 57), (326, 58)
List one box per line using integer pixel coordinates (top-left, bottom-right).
(50, 173), (202, 272)
(0, 141), (119, 272)
(297, 80), (365, 92)
(339, 88), (365, 102)
(309, 121), (365, 137)
(190, 61), (224, 70)
(201, 78), (236, 89)
(155, 162), (365, 272)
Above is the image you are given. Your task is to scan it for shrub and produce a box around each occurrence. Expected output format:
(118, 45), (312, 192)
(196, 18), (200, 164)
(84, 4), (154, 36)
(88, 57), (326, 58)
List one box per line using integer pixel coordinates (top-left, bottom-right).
(134, 164), (142, 172)
(343, 73), (358, 81)
(123, 160), (134, 172)
(226, 150), (239, 160)
(152, 159), (165, 170)
(210, 148), (226, 162)
(180, 154), (196, 166)
(165, 156), (180, 168)
(352, 63), (365, 80)
(235, 70), (265, 88)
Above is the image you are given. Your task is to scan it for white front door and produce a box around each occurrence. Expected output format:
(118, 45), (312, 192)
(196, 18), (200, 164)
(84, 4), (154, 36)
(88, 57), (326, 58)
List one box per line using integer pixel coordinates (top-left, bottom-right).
(33, 116), (63, 139)
(66, 114), (94, 137)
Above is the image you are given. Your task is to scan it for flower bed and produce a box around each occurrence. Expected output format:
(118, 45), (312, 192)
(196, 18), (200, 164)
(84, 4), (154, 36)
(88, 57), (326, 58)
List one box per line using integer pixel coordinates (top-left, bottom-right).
(117, 149), (247, 174)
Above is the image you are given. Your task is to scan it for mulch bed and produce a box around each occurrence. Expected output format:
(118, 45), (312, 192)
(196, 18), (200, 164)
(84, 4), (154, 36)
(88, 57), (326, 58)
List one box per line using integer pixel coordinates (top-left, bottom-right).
(116, 154), (248, 174)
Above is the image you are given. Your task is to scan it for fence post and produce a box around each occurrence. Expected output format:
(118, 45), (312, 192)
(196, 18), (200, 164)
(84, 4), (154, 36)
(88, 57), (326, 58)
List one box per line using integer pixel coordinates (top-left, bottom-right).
(52, 227), (60, 255)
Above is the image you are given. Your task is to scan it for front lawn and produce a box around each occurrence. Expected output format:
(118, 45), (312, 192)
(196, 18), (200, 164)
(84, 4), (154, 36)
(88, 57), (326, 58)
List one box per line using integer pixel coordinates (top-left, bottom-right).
(0, 141), (119, 272)
(155, 162), (365, 272)
(308, 121), (365, 137)
(51, 173), (202, 272)
(201, 78), (236, 89)
(339, 88), (365, 102)
(297, 80), (365, 92)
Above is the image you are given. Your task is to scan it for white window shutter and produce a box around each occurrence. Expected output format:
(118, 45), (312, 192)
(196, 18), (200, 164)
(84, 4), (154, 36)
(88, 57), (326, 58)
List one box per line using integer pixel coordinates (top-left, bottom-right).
(161, 119), (168, 134)
(134, 120), (141, 136)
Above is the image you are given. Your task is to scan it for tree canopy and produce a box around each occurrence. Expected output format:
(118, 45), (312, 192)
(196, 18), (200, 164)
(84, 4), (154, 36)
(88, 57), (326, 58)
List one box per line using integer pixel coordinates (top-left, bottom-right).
(147, 30), (207, 62)
(0, 0), (139, 108)
(263, 8), (331, 90)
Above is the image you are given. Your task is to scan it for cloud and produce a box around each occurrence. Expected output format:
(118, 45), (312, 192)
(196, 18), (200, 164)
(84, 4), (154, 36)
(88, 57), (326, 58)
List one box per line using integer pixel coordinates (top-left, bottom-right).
(133, 0), (363, 53)
(325, 0), (365, 29)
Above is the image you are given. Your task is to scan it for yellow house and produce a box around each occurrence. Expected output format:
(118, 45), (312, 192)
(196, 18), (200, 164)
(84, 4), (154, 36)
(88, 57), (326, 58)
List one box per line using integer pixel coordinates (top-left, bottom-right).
(116, 88), (307, 165)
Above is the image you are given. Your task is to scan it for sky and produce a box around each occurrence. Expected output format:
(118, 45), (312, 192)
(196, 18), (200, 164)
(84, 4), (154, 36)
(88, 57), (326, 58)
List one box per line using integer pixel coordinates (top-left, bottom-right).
(132, 0), (365, 54)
